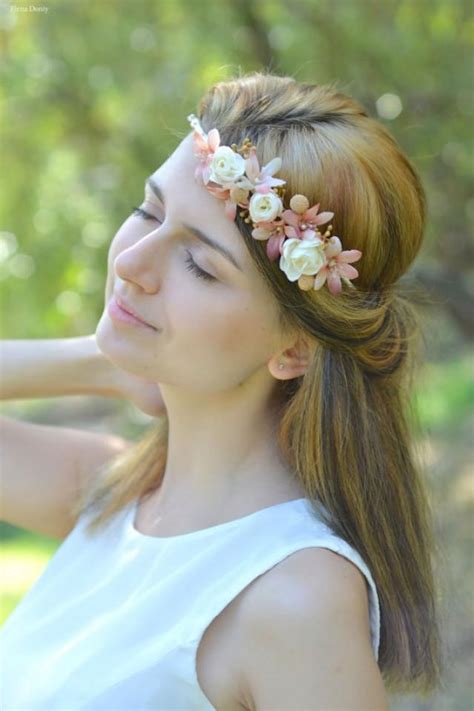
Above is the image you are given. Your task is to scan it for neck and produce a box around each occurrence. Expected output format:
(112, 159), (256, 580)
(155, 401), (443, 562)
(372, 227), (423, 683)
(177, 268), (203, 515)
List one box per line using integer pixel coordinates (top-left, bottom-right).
(152, 372), (302, 516)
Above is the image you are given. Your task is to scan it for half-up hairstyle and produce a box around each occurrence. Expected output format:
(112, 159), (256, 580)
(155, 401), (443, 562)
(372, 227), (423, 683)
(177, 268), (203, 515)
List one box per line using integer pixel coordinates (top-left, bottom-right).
(72, 71), (443, 697)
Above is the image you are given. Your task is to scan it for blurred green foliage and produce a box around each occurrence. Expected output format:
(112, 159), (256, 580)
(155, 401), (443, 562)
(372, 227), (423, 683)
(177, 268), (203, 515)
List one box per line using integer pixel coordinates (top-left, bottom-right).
(414, 354), (474, 431)
(0, 532), (58, 624)
(0, 1), (472, 708)
(0, 0), (472, 341)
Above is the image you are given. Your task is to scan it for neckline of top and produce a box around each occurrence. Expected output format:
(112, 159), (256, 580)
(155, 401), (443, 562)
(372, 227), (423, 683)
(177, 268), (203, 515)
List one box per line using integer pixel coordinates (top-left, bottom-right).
(126, 496), (312, 543)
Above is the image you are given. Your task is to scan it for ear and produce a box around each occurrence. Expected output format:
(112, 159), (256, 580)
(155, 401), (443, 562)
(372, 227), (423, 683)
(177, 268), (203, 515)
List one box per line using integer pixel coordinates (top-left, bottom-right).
(268, 335), (316, 380)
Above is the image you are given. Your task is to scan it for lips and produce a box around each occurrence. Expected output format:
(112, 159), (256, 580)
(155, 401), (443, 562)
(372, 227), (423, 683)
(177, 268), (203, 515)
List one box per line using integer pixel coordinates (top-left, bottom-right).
(113, 294), (156, 330)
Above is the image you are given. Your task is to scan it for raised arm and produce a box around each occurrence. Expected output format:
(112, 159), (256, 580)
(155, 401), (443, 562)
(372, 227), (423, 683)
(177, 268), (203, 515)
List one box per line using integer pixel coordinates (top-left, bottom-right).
(0, 334), (166, 416)
(0, 335), (164, 537)
(0, 335), (122, 401)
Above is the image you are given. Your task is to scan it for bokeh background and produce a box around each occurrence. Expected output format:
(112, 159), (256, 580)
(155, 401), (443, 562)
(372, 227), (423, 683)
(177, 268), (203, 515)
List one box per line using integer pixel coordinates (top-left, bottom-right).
(0, 0), (472, 708)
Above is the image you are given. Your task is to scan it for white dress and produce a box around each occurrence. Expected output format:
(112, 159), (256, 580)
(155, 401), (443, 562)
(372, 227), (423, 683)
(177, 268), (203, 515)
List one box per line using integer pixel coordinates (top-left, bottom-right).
(0, 496), (380, 710)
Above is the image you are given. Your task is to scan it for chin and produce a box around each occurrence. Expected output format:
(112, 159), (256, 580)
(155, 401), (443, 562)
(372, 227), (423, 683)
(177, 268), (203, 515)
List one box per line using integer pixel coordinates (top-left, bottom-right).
(95, 314), (150, 374)
(95, 311), (129, 353)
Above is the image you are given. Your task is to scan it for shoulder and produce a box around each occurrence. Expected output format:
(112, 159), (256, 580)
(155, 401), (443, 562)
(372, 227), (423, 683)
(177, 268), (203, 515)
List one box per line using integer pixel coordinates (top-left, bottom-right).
(237, 547), (388, 711)
(242, 547), (372, 633)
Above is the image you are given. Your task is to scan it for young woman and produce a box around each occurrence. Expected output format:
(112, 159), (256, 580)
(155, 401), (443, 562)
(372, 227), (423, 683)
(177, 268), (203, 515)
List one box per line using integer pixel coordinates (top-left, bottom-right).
(0, 71), (442, 709)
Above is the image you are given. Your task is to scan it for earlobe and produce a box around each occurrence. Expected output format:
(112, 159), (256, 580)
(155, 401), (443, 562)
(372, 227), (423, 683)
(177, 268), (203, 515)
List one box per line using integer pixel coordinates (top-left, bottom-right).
(268, 333), (315, 380)
(269, 356), (309, 380)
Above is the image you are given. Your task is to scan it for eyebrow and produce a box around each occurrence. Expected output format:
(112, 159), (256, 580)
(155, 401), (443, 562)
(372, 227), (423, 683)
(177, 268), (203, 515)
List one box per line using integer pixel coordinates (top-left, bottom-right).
(145, 176), (243, 273)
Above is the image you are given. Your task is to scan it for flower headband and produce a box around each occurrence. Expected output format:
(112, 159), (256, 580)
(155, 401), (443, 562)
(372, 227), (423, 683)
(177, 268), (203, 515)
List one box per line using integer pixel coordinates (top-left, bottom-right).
(187, 113), (361, 295)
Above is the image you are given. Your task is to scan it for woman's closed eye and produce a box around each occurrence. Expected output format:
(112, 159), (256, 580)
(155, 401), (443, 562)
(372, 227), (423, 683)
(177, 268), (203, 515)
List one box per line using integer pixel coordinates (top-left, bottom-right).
(130, 207), (217, 284)
(131, 206), (157, 221)
(183, 251), (216, 283)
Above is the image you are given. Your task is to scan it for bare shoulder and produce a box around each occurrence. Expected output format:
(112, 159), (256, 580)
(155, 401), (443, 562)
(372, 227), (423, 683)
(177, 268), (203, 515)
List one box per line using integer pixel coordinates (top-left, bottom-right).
(237, 547), (388, 711)
(241, 547), (372, 634)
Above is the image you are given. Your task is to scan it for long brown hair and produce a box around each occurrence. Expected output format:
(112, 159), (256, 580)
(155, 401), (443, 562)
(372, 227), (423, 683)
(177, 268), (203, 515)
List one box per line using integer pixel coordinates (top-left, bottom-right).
(72, 71), (443, 695)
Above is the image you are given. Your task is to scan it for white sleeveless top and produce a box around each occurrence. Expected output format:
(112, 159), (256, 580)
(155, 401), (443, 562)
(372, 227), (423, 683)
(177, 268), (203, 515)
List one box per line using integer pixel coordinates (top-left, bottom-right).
(0, 496), (381, 710)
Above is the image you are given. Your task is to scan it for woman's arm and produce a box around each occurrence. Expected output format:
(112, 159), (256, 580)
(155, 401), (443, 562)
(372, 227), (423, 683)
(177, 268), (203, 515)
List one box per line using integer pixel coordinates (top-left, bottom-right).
(238, 548), (388, 710)
(0, 335), (166, 417)
(0, 335), (118, 401)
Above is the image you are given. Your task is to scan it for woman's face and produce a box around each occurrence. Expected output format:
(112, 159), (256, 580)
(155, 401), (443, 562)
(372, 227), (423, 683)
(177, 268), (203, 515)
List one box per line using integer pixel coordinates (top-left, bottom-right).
(96, 133), (287, 393)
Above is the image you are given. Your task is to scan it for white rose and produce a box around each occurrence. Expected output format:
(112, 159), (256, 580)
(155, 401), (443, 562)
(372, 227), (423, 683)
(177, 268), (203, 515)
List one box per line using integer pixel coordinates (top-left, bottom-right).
(209, 146), (246, 184)
(249, 191), (283, 223)
(279, 237), (326, 282)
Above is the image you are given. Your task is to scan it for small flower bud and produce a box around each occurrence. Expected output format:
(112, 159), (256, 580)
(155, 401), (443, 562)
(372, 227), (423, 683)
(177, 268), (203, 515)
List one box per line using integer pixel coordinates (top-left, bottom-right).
(297, 274), (315, 291)
(230, 187), (249, 204)
(289, 194), (310, 214)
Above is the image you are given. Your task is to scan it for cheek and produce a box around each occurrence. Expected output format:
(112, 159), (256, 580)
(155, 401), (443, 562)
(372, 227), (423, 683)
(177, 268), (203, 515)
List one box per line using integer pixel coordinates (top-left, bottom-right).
(221, 309), (276, 360)
(178, 292), (274, 361)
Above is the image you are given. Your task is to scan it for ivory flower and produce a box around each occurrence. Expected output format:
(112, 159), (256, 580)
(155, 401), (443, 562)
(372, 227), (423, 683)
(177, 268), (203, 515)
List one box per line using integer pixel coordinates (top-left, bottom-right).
(279, 237), (326, 282)
(209, 146), (246, 185)
(249, 191), (283, 224)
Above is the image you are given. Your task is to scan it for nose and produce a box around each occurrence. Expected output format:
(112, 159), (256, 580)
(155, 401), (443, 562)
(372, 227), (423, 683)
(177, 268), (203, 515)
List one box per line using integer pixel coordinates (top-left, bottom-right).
(114, 227), (168, 293)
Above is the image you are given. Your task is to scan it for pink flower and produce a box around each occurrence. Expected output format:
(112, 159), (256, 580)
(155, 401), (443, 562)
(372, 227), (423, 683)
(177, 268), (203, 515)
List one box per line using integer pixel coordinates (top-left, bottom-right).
(252, 200), (336, 263)
(190, 126), (220, 184)
(242, 147), (286, 194)
(313, 236), (362, 295)
(282, 203), (334, 241)
(192, 126), (220, 160)
(250, 217), (287, 261)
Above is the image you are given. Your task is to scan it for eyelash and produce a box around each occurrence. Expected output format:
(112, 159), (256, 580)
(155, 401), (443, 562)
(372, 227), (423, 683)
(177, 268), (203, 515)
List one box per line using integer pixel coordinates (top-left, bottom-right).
(183, 252), (216, 282)
(131, 206), (156, 220)
(130, 206), (217, 284)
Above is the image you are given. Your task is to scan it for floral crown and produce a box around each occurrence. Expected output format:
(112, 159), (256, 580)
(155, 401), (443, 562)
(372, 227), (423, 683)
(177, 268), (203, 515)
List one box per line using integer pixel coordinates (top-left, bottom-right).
(187, 113), (362, 295)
